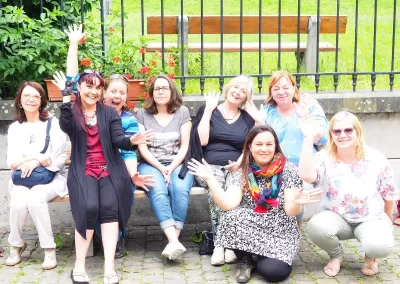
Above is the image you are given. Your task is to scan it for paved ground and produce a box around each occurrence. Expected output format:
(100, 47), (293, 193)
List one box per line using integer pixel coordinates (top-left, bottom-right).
(0, 223), (399, 284)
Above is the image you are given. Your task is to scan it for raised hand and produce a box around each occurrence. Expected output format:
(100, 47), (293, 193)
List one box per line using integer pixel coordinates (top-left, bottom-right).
(292, 187), (322, 205)
(130, 129), (155, 145)
(188, 158), (214, 182)
(131, 172), (155, 192)
(65, 24), (87, 44)
(52, 71), (68, 91)
(294, 93), (311, 119)
(244, 101), (264, 124)
(204, 91), (220, 111)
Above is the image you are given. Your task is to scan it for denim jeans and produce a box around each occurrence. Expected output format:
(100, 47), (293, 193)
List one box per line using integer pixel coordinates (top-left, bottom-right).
(95, 183), (135, 240)
(138, 163), (194, 230)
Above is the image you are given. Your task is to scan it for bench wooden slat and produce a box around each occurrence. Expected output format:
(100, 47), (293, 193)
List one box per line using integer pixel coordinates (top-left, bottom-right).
(51, 187), (207, 203)
(147, 15), (347, 35)
(146, 42), (338, 53)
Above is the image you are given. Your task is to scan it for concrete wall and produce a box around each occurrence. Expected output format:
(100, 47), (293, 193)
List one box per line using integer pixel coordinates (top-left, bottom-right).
(0, 91), (399, 230)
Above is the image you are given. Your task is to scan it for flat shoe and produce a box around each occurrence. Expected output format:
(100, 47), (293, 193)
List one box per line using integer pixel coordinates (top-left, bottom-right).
(71, 270), (89, 284)
(6, 243), (27, 266)
(104, 271), (119, 284)
(361, 257), (379, 276)
(323, 258), (343, 277)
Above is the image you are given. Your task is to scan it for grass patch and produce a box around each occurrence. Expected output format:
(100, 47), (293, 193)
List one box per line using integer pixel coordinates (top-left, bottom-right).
(55, 233), (64, 251)
(88, 0), (400, 93)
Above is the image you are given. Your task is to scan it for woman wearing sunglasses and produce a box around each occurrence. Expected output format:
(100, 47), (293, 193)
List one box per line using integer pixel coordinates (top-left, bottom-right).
(299, 111), (398, 277)
(52, 32), (154, 284)
(137, 74), (194, 260)
(263, 70), (329, 229)
(63, 25), (154, 260)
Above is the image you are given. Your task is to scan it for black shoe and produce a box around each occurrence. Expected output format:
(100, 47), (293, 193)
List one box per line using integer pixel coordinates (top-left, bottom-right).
(235, 255), (253, 283)
(115, 237), (127, 259)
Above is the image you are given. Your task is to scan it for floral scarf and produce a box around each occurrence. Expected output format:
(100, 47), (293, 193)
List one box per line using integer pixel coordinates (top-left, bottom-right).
(248, 153), (286, 213)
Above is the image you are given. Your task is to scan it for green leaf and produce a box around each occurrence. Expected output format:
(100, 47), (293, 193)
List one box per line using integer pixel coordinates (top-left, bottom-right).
(38, 65), (46, 74)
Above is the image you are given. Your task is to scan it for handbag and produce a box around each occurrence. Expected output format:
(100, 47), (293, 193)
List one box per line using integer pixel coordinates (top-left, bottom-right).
(11, 118), (57, 188)
(393, 200), (400, 227)
(198, 231), (215, 255)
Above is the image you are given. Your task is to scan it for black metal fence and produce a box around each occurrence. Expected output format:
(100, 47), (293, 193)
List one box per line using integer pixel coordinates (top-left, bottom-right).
(2, 0), (399, 95)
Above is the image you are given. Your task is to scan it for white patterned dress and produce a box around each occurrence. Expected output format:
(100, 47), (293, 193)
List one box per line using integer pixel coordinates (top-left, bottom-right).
(215, 162), (302, 265)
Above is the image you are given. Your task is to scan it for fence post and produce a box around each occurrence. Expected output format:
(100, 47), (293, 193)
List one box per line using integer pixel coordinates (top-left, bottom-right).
(304, 16), (319, 80)
(177, 16), (189, 76)
(105, 0), (112, 15)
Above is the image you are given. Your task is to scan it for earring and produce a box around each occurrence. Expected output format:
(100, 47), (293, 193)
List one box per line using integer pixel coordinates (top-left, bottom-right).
(19, 105), (23, 109)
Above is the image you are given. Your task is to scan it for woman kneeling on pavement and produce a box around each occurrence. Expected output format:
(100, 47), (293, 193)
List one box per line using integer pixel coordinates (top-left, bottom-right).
(188, 125), (322, 283)
(299, 111), (398, 277)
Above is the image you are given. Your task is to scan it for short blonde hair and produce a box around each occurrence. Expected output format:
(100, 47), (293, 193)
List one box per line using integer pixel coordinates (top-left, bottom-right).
(328, 111), (365, 160)
(222, 75), (254, 108)
(266, 70), (300, 106)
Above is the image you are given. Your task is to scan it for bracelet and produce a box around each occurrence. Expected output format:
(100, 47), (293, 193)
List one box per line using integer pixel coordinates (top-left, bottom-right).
(62, 80), (75, 96)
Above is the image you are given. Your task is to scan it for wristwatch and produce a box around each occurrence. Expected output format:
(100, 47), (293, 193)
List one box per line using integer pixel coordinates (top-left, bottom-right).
(62, 80), (74, 96)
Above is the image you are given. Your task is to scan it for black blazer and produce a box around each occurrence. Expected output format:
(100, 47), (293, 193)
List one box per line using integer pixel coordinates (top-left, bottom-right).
(179, 104), (255, 179)
(59, 102), (136, 239)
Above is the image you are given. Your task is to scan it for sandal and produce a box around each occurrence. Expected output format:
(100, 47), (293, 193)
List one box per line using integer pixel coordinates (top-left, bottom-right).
(104, 271), (119, 284)
(361, 256), (379, 276)
(323, 257), (343, 277)
(70, 270), (89, 284)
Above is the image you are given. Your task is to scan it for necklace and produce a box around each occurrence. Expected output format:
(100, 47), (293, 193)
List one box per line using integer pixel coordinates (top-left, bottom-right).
(84, 111), (96, 125)
(220, 104), (240, 121)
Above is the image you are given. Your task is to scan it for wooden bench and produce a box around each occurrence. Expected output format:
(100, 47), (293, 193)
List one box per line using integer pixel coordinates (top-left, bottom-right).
(146, 15), (347, 74)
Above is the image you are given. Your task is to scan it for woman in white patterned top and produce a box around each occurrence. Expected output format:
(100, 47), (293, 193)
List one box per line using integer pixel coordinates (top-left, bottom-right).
(299, 111), (398, 277)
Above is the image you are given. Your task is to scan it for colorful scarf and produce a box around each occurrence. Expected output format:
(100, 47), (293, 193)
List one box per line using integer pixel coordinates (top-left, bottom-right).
(248, 153), (286, 213)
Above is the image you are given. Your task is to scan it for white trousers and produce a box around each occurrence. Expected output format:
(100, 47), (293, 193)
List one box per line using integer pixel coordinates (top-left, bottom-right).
(8, 184), (58, 248)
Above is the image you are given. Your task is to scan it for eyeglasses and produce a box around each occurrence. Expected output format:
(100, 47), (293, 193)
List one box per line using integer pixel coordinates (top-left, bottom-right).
(332, 127), (355, 136)
(154, 86), (171, 92)
(22, 94), (41, 101)
(109, 74), (128, 82)
(80, 69), (103, 78)
(271, 85), (294, 93)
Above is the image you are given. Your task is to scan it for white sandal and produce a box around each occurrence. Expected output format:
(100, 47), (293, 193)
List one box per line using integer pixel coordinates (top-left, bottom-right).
(104, 271), (119, 284)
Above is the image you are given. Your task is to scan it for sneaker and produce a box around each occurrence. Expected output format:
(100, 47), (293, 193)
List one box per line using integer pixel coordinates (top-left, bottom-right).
(162, 242), (186, 260)
(42, 248), (57, 270)
(6, 243), (27, 266)
(115, 237), (127, 259)
(225, 249), (238, 264)
(235, 255), (253, 283)
(211, 246), (225, 266)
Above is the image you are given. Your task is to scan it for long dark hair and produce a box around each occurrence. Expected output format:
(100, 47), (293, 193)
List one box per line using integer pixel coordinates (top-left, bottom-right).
(144, 74), (182, 114)
(72, 72), (105, 131)
(239, 125), (286, 190)
(14, 81), (49, 123)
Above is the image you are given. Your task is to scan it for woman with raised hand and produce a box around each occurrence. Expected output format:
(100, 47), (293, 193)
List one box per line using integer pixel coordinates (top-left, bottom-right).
(299, 111), (398, 277)
(65, 24), (154, 259)
(188, 125), (322, 283)
(52, 70), (153, 284)
(137, 74), (193, 260)
(179, 75), (261, 266)
(264, 70), (328, 228)
(6, 82), (67, 270)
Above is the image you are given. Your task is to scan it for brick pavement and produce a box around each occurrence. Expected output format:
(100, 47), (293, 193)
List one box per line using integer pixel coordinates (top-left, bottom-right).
(0, 223), (399, 284)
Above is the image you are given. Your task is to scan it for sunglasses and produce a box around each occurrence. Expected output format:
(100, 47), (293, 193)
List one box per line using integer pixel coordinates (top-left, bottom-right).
(80, 69), (103, 78)
(332, 127), (355, 136)
(109, 74), (128, 82)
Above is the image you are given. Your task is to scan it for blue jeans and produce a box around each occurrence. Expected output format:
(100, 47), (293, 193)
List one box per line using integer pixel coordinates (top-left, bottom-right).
(95, 183), (135, 240)
(138, 163), (194, 230)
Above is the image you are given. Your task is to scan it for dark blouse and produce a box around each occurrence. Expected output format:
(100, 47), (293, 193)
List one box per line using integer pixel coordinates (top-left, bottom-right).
(203, 109), (250, 166)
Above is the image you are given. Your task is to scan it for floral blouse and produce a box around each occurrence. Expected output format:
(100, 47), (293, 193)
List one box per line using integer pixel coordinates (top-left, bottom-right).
(313, 147), (398, 223)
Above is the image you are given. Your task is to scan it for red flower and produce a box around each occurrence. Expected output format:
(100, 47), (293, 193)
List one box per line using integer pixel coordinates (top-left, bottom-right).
(168, 73), (175, 79)
(79, 37), (85, 44)
(109, 27), (115, 33)
(139, 48), (146, 54)
(140, 66), (150, 75)
(143, 92), (149, 99)
(112, 56), (121, 63)
(80, 58), (92, 67)
(147, 76), (155, 86)
(123, 73), (132, 79)
(127, 101), (136, 109)
(151, 60), (157, 67)
(168, 60), (176, 67)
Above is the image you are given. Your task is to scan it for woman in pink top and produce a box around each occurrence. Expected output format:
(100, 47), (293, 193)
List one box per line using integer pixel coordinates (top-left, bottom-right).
(298, 111), (398, 277)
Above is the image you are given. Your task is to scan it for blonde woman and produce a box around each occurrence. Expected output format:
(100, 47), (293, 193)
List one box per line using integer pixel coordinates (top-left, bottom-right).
(299, 111), (398, 277)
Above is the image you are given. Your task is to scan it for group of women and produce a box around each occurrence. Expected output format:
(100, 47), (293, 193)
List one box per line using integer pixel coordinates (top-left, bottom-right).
(5, 25), (398, 284)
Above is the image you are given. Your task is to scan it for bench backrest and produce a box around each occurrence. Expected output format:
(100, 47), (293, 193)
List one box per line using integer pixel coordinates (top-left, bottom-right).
(147, 15), (347, 35)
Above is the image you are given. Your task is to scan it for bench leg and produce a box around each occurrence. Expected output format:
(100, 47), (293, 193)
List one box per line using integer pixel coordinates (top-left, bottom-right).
(177, 16), (189, 76)
(294, 52), (305, 64)
(304, 16), (319, 82)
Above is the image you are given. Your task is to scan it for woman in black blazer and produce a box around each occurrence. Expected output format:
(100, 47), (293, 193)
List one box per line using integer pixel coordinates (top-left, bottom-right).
(53, 70), (153, 284)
